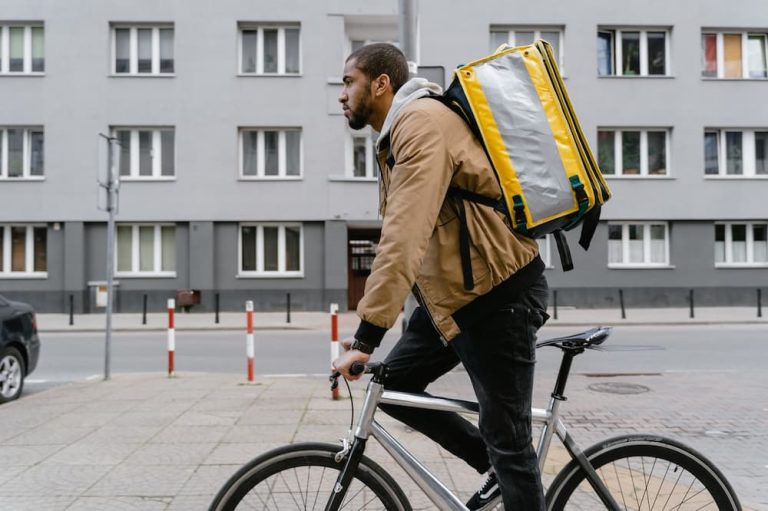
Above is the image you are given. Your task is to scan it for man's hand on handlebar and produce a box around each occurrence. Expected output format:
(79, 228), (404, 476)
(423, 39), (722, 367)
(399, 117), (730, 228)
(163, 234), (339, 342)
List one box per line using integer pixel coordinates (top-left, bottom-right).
(332, 337), (370, 381)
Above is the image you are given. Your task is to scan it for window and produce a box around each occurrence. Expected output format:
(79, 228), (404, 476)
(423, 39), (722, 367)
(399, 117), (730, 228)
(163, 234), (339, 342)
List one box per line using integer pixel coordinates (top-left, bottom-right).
(598, 129), (669, 176)
(239, 24), (300, 75)
(346, 131), (379, 179)
(116, 224), (176, 276)
(112, 25), (174, 75)
(715, 223), (768, 266)
(608, 222), (669, 267)
(704, 129), (768, 177)
(112, 127), (175, 179)
(598, 29), (669, 76)
(0, 24), (44, 74)
(702, 31), (767, 79)
(239, 224), (303, 276)
(490, 28), (564, 67)
(0, 127), (44, 179)
(0, 225), (47, 276)
(240, 128), (302, 178)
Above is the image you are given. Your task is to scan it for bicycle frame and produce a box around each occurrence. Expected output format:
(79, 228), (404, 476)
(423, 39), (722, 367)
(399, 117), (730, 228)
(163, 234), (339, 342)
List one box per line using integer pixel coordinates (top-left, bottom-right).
(334, 348), (623, 511)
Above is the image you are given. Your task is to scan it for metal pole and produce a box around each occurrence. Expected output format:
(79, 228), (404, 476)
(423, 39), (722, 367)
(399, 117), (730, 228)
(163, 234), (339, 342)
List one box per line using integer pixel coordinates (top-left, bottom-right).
(399, 0), (419, 76)
(69, 294), (74, 326)
(102, 134), (117, 381)
(758, 288), (762, 318)
(553, 289), (558, 320)
(286, 293), (291, 324)
(619, 289), (626, 319)
(215, 292), (220, 324)
(142, 294), (147, 325)
(689, 289), (694, 319)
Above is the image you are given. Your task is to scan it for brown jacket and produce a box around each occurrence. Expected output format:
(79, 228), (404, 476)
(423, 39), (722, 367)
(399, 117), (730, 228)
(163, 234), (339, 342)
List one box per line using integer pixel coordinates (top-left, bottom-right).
(355, 97), (542, 345)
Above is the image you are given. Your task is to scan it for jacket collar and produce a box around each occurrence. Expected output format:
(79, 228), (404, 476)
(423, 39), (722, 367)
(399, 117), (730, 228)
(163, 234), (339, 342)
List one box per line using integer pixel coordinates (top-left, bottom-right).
(376, 77), (443, 152)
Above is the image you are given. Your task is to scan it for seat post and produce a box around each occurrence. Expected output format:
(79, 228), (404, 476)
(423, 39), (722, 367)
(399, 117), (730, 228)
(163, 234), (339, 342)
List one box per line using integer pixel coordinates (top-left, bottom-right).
(552, 349), (579, 400)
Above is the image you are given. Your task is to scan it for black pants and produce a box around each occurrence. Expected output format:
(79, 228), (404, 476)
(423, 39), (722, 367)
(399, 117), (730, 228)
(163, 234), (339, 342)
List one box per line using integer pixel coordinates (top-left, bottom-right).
(381, 274), (549, 510)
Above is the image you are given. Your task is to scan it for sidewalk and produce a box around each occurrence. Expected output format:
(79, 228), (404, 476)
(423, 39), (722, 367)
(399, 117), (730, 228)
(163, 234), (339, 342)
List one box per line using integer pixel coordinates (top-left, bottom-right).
(37, 306), (768, 333)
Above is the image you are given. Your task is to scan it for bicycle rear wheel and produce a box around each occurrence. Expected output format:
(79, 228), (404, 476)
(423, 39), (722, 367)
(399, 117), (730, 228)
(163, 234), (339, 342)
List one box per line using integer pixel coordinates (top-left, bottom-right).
(546, 434), (741, 510)
(209, 442), (412, 511)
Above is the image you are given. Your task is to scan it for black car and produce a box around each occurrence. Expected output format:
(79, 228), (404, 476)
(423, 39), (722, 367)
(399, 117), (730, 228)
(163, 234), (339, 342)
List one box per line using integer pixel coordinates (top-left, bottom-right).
(0, 294), (40, 403)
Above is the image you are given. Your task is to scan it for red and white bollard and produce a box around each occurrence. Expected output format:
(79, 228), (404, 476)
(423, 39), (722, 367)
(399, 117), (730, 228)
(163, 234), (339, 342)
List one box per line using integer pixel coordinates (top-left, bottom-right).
(246, 300), (255, 382)
(167, 298), (175, 377)
(330, 303), (340, 400)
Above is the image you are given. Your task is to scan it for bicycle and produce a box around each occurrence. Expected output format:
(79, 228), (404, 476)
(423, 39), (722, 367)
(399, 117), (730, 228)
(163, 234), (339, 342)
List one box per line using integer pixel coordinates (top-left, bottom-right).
(209, 326), (742, 510)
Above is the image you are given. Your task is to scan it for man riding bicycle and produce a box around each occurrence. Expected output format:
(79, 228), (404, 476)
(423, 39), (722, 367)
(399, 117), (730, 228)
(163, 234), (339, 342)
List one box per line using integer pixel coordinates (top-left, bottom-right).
(333, 43), (550, 510)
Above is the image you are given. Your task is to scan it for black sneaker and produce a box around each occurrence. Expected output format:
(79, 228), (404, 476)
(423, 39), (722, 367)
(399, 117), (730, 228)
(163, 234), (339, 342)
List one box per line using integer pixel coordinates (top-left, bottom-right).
(466, 470), (501, 510)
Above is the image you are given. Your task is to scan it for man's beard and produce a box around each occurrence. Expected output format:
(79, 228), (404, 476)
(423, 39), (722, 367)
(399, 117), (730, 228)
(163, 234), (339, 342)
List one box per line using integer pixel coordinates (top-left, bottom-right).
(347, 96), (372, 130)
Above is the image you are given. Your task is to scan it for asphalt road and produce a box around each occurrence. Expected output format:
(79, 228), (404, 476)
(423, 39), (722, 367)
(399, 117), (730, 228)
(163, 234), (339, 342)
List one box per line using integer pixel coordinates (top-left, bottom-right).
(24, 323), (767, 394)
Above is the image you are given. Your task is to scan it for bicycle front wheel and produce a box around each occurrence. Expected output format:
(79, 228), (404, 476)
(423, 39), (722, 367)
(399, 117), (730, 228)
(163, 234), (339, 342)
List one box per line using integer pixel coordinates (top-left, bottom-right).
(209, 442), (412, 511)
(546, 434), (741, 511)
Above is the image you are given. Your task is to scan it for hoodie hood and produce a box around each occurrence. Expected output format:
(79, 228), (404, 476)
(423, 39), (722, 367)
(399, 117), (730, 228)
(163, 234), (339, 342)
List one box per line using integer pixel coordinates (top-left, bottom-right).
(376, 77), (443, 151)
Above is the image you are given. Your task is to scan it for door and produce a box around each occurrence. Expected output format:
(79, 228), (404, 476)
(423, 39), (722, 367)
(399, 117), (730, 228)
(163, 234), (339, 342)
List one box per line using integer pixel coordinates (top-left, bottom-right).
(347, 230), (380, 310)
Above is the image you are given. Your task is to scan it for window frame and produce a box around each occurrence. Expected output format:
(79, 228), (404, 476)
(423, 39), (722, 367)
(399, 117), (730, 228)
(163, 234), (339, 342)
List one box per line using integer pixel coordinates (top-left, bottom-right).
(114, 223), (177, 277)
(537, 234), (554, 269)
(238, 24), (302, 76)
(607, 222), (671, 268)
(0, 127), (45, 180)
(714, 222), (768, 267)
(0, 224), (48, 278)
(597, 28), (671, 77)
(239, 127), (303, 180)
(110, 24), (175, 76)
(345, 129), (378, 180)
(0, 24), (45, 75)
(111, 127), (175, 180)
(703, 128), (768, 178)
(598, 128), (671, 178)
(701, 30), (768, 79)
(489, 27), (565, 70)
(238, 223), (304, 278)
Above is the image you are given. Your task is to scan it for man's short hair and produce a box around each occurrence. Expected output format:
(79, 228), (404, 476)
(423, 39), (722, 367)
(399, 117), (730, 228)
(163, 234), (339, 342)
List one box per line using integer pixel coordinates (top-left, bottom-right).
(347, 43), (409, 93)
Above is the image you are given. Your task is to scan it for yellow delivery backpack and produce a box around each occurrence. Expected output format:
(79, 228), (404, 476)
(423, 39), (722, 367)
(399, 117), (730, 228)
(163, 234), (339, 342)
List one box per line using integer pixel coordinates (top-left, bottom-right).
(441, 40), (611, 272)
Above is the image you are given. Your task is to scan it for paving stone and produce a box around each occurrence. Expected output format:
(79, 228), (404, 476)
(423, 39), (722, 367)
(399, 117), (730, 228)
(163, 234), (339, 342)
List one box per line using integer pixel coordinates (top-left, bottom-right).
(65, 496), (171, 510)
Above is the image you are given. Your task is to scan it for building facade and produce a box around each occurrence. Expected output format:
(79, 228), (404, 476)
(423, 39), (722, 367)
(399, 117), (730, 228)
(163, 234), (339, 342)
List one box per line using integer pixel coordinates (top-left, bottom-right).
(1, 0), (766, 313)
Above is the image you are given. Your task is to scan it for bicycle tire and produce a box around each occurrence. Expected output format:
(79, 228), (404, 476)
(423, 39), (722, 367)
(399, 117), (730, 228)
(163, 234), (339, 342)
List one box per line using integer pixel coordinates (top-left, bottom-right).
(546, 434), (741, 510)
(209, 442), (412, 511)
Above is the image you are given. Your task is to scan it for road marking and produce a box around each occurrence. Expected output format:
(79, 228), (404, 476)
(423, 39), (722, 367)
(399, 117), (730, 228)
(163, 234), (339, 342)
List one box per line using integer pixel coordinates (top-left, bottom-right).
(261, 373), (328, 378)
(25, 379), (47, 383)
(86, 374), (100, 381)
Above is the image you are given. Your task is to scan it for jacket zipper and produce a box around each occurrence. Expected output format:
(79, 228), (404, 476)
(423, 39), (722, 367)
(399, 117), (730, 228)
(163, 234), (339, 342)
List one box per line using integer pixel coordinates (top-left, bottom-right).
(412, 284), (448, 346)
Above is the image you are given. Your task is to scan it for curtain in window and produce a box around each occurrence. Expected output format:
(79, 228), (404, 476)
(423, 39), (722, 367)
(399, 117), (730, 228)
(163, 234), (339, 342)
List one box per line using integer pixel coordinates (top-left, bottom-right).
(241, 226), (257, 271)
(7, 129), (23, 177)
(748, 35), (767, 78)
(704, 132), (719, 175)
(285, 226), (301, 271)
(489, 31), (508, 52)
(9, 27), (24, 72)
(647, 32), (666, 75)
(263, 29), (278, 73)
(160, 28), (174, 73)
(117, 226), (132, 272)
(647, 131), (666, 175)
(161, 130), (174, 176)
(597, 31), (613, 76)
(139, 226), (154, 272)
(622, 131), (640, 174)
(31, 27), (44, 72)
(755, 132), (768, 174)
(263, 227), (278, 271)
(628, 224), (644, 263)
(33, 227), (46, 272)
(608, 225), (623, 263)
(597, 131), (615, 174)
(650, 225), (666, 263)
(702, 34), (717, 77)
(242, 30), (257, 73)
(731, 224), (747, 262)
(137, 29), (152, 73)
(30, 131), (44, 176)
(161, 226), (175, 271)
(139, 131), (153, 176)
(621, 32), (640, 75)
(115, 29), (130, 73)
(11, 227), (25, 272)
(353, 137), (367, 177)
(714, 225), (725, 263)
(264, 131), (279, 176)
(285, 131), (300, 176)
(725, 132), (743, 175)
(242, 131), (258, 176)
(117, 131), (131, 176)
(723, 34), (742, 78)
(754, 225), (768, 263)
(285, 28), (300, 73)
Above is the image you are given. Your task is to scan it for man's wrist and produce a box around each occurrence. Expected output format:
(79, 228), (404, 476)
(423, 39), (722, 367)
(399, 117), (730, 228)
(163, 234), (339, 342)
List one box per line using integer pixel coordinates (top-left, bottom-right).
(351, 339), (375, 354)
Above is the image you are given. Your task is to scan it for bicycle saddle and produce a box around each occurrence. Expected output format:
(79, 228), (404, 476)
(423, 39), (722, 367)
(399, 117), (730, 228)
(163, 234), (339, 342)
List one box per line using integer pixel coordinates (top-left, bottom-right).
(536, 326), (611, 350)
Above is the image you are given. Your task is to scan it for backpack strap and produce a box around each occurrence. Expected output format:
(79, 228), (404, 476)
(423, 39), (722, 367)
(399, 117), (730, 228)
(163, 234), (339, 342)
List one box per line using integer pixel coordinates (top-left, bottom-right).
(553, 230), (574, 272)
(451, 194), (475, 291)
(578, 203), (601, 251)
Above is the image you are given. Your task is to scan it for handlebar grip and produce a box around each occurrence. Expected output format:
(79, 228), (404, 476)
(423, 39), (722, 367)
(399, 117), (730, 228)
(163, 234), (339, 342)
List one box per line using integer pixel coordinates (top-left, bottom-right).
(350, 361), (366, 375)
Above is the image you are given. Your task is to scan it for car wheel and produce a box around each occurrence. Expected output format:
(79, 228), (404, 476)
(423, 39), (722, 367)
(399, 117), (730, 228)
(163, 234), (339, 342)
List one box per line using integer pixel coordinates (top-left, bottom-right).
(0, 347), (25, 404)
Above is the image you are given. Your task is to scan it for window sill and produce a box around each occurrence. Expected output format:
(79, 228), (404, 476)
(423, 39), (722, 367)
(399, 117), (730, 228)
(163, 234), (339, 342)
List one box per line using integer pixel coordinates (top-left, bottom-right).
(597, 75), (675, 79)
(715, 264), (768, 269)
(109, 73), (176, 78)
(0, 72), (45, 77)
(608, 264), (675, 270)
(120, 177), (176, 182)
(704, 175), (768, 180)
(114, 272), (177, 278)
(328, 175), (378, 182)
(701, 77), (768, 82)
(0, 176), (45, 181)
(237, 272), (305, 279)
(239, 176), (303, 181)
(604, 175), (673, 179)
(238, 73), (302, 77)
(0, 273), (48, 279)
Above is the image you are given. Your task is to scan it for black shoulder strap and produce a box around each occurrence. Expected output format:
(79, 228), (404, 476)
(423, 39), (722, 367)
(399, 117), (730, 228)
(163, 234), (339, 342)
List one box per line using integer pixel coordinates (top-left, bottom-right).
(578, 204), (601, 251)
(553, 230), (574, 272)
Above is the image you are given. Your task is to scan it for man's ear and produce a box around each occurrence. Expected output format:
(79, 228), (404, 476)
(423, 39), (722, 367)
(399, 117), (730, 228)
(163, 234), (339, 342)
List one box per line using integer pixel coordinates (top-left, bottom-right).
(372, 73), (392, 97)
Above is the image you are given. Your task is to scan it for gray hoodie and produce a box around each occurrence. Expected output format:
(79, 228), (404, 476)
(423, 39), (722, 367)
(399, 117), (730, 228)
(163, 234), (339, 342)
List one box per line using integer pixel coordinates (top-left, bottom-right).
(376, 77), (443, 151)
